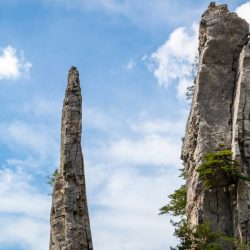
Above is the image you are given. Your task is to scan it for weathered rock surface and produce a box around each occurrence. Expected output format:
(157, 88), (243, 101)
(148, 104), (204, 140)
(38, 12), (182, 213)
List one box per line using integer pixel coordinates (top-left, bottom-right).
(49, 67), (93, 250)
(182, 2), (250, 247)
(232, 39), (250, 243)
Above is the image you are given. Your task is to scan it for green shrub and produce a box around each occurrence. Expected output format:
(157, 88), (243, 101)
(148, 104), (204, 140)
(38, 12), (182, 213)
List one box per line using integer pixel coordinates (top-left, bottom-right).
(197, 150), (239, 189)
(47, 168), (60, 186)
(159, 185), (187, 216)
(161, 149), (250, 249)
(170, 220), (224, 250)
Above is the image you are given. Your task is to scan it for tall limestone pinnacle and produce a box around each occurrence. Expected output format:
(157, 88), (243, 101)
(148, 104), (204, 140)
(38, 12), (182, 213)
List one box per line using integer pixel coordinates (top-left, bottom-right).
(181, 1), (250, 248)
(49, 66), (93, 250)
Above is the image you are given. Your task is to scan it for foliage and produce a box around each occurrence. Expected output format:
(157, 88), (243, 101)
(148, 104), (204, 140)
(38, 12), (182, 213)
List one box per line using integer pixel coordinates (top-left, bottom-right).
(47, 168), (60, 186)
(159, 185), (187, 216)
(170, 219), (192, 250)
(191, 222), (223, 250)
(220, 235), (250, 250)
(179, 167), (187, 180)
(197, 149), (239, 189)
(161, 149), (250, 249)
(160, 169), (224, 249)
(186, 85), (195, 101)
(218, 143), (225, 148)
(170, 219), (224, 250)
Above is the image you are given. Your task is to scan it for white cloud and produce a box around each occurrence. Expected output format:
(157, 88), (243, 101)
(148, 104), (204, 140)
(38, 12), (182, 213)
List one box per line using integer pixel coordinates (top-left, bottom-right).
(0, 121), (58, 162)
(0, 98), (59, 249)
(85, 109), (185, 168)
(85, 107), (115, 130)
(130, 119), (185, 136)
(177, 78), (193, 100)
(0, 217), (49, 250)
(0, 46), (32, 80)
(142, 54), (148, 61)
(83, 0), (123, 12)
(236, 2), (250, 23)
(0, 168), (50, 250)
(0, 168), (50, 219)
(126, 59), (136, 71)
(88, 167), (180, 250)
(41, 0), (203, 29)
(150, 23), (198, 88)
(0, 100), (186, 250)
(108, 134), (181, 167)
(94, 169), (178, 211)
(7, 157), (38, 170)
(84, 107), (124, 137)
(19, 97), (61, 118)
(82, 107), (187, 249)
(83, 108), (186, 249)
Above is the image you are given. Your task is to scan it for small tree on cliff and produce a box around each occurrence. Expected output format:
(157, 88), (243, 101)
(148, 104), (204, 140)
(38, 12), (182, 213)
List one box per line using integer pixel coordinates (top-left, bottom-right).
(47, 168), (59, 186)
(160, 168), (223, 249)
(160, 148), (250, 249)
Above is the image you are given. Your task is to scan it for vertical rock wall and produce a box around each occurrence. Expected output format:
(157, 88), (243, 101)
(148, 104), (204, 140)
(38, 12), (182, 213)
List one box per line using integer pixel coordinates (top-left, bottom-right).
(49, 67), (93, 250)
(232, 40), (250, 243)
(182, 2), (250, 247)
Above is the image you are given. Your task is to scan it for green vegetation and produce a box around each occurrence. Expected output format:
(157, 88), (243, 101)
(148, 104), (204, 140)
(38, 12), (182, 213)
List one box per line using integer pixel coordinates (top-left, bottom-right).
(186, 84), (195, 101)
(197, 149), (238, 189)
(197, 149), (250, 189)
(171, 221), (225, 250)
(161, 148), (250, 249)
(159, 185), (186, 216)
(160, 177), (225, 249)
(47, 168), (60, 186)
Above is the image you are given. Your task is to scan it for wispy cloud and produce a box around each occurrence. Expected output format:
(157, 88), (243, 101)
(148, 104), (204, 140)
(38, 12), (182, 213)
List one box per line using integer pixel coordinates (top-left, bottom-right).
(83, 107), (186, 249)
(0, 168), (50, 219)
(41, 0), (203, 28)
(0, 46), (32, 80)
(126, 59), (136, 71)
(85, 108), (185, 168)
(0, 121), (58, 161)
(90, 168), (179, 250)
(0, 217), (49, 250)
(0, 168), (50, 250)
(18, 97), (61, 118)
(0, 99), (185, 250)
(0, 97), (59, 249)
(130, 119), (185, 136)
(177, 77), (193, 100)
(85, 107), (123, 136)
(107, 135), (180, 167)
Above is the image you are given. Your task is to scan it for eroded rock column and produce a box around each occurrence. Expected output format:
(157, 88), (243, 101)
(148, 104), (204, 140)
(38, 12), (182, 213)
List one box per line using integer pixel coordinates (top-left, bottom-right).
(50, 67), (93, 250)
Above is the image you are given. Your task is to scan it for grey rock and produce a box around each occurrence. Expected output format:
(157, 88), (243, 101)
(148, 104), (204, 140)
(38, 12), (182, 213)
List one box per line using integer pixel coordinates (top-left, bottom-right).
(232, 39), (250, 243)
(49, 67), (93, 250)
(182, 2), (249, 248)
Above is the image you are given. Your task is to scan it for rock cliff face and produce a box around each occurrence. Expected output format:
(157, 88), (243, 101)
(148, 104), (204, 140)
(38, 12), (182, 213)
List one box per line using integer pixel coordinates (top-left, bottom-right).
(49, 67), (93, 250)
(182, 2), (250, 247)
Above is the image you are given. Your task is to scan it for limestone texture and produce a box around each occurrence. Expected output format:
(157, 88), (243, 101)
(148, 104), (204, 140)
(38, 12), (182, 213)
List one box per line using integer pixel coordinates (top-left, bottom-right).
(182, 2), (250, 247)
(49, 67), (93, 250)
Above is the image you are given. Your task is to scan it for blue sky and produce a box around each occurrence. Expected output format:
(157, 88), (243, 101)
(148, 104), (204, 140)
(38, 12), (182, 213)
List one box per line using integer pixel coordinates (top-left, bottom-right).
(0, 0), (250, 249)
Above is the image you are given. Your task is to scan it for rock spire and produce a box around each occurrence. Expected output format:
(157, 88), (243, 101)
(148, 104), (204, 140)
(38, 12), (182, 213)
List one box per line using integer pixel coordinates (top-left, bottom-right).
(49, 67), (93, 250)
(182, 2), (250, 248)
